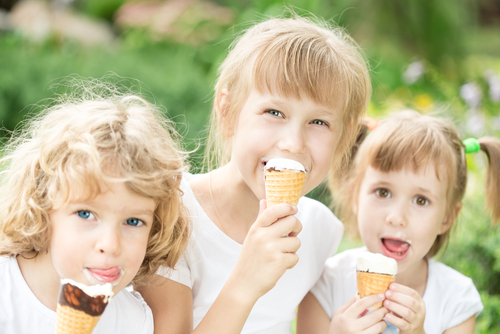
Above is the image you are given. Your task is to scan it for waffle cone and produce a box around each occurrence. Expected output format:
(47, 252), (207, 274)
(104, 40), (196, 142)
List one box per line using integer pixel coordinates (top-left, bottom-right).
(356, 271), (396, 309)
(265, 169), (306, 206)
(55, 303), (101, 334)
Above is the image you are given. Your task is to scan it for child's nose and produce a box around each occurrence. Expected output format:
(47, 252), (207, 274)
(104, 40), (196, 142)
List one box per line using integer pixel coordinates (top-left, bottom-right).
(385, 202), (408, 227)
(95, 225), (122, 255)
(277, 124), (306, 154)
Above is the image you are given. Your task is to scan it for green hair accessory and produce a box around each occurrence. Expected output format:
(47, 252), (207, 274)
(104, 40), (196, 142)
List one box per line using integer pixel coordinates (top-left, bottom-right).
(463, 138), (481, 154)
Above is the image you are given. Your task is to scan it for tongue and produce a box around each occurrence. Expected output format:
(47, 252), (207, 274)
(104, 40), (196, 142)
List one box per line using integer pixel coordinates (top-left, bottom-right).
(383, 239), (410, 253)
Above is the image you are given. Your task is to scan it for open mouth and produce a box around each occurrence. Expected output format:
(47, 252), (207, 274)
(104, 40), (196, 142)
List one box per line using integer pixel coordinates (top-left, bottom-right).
(381, 238), (410, 260)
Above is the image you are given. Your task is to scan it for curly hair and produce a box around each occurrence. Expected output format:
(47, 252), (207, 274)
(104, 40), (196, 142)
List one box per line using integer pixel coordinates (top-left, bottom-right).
(0, 77), (190, 284)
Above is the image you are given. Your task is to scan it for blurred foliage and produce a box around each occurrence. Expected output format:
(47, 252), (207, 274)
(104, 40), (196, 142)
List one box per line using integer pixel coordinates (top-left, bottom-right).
(1, 0), (500, 331)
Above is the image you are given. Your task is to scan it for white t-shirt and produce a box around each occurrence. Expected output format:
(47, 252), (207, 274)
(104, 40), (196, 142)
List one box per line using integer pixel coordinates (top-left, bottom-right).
(162, 174), (344, 334)
(0, 255), (154, 334)
(311, 247), (484, 334)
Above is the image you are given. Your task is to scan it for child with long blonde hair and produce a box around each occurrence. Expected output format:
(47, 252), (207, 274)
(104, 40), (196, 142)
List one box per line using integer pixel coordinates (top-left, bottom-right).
(0, 78), (190, 334)
(136, 14), (371, 334)
(297, 110), (499, 334)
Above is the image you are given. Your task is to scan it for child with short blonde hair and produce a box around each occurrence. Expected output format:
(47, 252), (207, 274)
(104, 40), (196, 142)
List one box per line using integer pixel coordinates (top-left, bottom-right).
(297, 110), (498, 334)
(137, 14), (371, 334)
(0, 78), (190, 334)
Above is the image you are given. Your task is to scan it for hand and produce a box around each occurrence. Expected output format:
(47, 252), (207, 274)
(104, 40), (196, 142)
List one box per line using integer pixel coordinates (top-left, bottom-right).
(329, 295), (388, 334)
(384, 283), (426, 334)
(228, 200), (302, 303)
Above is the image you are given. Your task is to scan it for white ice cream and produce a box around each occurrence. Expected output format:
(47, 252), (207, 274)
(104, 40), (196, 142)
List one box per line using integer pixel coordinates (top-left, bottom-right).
(356, 252), (397, 275)
(61, 278), (114, 301)
(265, 158), (305, 172)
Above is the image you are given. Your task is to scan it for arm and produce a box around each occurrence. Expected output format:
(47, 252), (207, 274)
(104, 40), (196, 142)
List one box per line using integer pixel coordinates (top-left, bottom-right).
(135, 277), (193, 334)
(296, 292), (331, 334)
(442, 316), (475, 334)
(138, 201), (302, 334)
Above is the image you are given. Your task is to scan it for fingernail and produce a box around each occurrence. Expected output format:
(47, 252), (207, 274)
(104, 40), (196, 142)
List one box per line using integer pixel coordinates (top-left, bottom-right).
(386, 290), (392, 297)
(379, 293), (385, 299)
(292, 205), (298, 211)
(390, 283), (396, 290)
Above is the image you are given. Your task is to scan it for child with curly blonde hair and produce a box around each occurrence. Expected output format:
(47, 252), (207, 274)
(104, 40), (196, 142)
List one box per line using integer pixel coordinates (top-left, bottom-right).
(0, 78), (190, 334)
(297, 110), (499, 334)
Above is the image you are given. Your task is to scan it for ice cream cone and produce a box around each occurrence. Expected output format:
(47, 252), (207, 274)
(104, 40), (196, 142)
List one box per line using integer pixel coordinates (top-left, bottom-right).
(55, 304), (101, 334)
(356, 271), (396, 309)
(356, 252), (397, 310)
(265, 168), (306, 206)
(55, 279), (113, 334)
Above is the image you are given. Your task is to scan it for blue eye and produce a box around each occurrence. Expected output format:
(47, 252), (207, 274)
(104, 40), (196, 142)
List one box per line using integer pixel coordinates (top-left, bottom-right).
(126, 218), (144, 227)
(267, 109), (283, 117)
(413, 196), (429, 206)
(375, 188), (391, 198)
(77, 210), (95, 219)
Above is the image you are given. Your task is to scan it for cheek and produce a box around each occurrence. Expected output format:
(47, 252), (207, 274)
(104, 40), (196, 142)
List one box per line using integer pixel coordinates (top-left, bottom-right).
(123, 233), (150, 273)
(50, 226), (87, 277)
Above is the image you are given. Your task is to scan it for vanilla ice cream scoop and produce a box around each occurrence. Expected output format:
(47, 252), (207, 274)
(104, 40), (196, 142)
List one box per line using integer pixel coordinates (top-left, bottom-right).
(356, 252), (397, 275)
(265, 158), (306, 172)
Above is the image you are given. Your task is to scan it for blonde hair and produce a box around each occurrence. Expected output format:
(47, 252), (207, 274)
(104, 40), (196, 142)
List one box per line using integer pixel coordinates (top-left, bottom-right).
(205, 15), (371, 184)
(334, 110), (500, 258)
(0, 78), (190, 285)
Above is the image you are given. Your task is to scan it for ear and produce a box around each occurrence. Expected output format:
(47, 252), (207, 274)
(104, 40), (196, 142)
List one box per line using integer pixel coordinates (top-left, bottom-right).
(438, 201), (462, 235)
(216, 88), (234, 138)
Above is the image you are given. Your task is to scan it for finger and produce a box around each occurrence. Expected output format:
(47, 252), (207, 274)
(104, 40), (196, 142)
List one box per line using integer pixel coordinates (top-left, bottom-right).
(266, 215), (302, 237)
(387, 283), (421, 299)
(277, 234), (301, 253)
(384, 312), (410, 331)
(345, 293), (385, 318)
(282, 252), (300, 269)
(335, 296), (357, 315)
(357, 306), (387, 329)
(362, 320), (387, 334)
(255, 203), (298, 228)
(385, 289), (422, 313)
(383, 298), (416, 323)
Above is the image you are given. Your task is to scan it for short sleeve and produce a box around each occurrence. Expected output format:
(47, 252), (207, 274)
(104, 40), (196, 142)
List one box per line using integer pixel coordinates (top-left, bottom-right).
(424, 261), (484, 333)
(157, 254), (192, 288)
(310, 265), (336, 318)
(445, 278), (483, 329)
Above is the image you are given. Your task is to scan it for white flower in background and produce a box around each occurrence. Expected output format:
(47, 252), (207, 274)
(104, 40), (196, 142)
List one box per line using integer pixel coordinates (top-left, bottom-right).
(484, 69), (500, 102)
(460, 82), (482, 110)
(403, 61), (424, 85)
(466, 113), (486, 137)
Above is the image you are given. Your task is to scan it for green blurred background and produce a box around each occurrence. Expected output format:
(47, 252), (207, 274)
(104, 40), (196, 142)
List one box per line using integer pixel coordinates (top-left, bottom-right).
(1, 0), (499, 331)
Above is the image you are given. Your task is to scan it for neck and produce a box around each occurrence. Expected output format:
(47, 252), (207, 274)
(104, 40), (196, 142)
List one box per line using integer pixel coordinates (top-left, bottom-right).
(394, 258), (428, 296)
(17, 251), (61, 311)
(190, 163), (261, 244)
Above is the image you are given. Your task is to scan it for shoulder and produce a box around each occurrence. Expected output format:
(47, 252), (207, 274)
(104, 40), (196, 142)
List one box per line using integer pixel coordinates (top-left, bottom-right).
(326, 247), (366, 271)
(0, 255), (16, 284)
(425, 260), (483, 331)
(428, 260), (479, 292)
